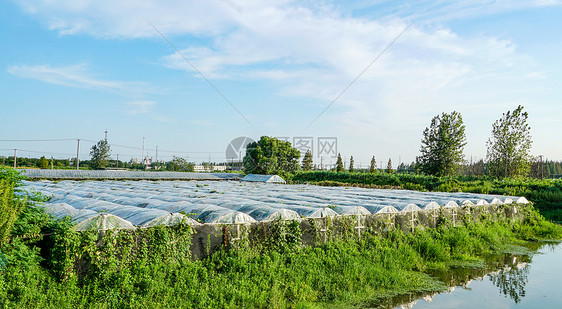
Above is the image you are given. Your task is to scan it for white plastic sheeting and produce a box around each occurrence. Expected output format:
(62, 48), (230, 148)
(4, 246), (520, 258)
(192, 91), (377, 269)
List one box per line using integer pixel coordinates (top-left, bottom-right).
(23, 180), (527, 229)
(74, 213), (136, 231)
(240, 174), (286, 183)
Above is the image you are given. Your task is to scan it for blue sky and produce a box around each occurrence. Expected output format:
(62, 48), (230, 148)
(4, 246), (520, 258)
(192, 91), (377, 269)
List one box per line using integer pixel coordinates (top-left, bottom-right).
(1, 0), (561, 166)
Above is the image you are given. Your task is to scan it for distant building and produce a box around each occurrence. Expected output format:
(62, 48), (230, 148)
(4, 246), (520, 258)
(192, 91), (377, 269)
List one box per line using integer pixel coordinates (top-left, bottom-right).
(143, 157), (152, 169)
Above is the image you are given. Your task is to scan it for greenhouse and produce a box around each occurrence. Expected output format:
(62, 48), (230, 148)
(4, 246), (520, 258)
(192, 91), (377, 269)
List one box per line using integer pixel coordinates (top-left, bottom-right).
(240, 174), (286, 183)
(22, 180), (528, 230)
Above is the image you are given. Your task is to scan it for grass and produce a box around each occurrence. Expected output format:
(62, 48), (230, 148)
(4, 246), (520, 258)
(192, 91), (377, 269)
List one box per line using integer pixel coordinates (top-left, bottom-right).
(1, 204), (561, 308)
(1, 168), (562, 308)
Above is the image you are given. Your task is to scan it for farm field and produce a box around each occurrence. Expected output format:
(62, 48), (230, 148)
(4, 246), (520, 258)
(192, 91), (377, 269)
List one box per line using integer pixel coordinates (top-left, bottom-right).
(23, 180), (526, 228)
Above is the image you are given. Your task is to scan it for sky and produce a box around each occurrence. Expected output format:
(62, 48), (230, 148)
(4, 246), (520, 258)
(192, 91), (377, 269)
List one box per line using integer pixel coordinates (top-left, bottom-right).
(1, 0), (561, 166)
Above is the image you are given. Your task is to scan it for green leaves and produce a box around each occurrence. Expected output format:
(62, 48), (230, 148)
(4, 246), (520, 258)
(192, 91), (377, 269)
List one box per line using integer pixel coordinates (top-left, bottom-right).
(0, 169), (26, 245)
(301, 150), (313, 171)
(418, 111), (467, 176)
(335, 153), (344, 172)
(89, 139), (111, 169)
(243, 136), (301, 174)
(486, 105), (533, 178)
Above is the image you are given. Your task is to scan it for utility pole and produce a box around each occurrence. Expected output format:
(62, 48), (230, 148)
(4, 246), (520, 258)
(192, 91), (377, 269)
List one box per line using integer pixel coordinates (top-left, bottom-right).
(155, 146), (158, 163)
(76, 139), (80, 170)
(142, 137), (145, 162)
(116, 154), (119, 168)
(13, 149), (17, 168)
(105, 129), (108, 141)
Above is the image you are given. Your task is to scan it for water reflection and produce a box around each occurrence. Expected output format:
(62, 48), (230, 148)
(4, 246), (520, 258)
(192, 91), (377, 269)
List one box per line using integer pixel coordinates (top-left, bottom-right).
(389, 242), (562, 308)
(488, 258), (529, 303)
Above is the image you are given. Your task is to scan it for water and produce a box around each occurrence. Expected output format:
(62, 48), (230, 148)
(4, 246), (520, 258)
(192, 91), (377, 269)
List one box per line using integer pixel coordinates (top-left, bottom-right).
(397, 242), (562, 308)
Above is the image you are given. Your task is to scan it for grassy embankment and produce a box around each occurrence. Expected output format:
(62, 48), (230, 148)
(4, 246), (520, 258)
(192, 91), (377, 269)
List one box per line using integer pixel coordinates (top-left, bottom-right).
(1, 168), (561, 308)
(289, 171), (562, 223)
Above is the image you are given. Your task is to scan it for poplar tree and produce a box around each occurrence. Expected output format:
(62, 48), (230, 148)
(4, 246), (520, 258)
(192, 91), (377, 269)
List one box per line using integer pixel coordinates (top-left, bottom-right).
(349, 156), (354, 172)
(301, 150), (313, 171)
(486, 105), (532, 178)
(418, 111), (466, 176)
(335, 153), (344, 172)
(90, 140), (111, 169)
(369, 156), (376, 173)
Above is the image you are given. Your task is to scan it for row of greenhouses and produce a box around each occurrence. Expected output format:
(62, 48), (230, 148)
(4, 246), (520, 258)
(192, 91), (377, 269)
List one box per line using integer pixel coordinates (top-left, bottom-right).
(22, 180), (528, 230)
(22, 169), (241, 180)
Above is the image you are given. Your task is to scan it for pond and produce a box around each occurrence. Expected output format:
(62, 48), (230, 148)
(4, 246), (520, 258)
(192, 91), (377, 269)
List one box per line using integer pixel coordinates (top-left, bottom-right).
(394, 242), (562, 308)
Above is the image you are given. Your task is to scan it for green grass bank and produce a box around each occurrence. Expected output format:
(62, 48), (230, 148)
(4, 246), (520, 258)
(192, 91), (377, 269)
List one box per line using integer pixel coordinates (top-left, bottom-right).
(1, 169), (561, 308)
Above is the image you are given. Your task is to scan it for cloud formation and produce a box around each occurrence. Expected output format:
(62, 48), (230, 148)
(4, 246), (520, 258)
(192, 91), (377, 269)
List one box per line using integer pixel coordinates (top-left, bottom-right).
(12, 0), (560, 160)
(7, 63), (150, 95)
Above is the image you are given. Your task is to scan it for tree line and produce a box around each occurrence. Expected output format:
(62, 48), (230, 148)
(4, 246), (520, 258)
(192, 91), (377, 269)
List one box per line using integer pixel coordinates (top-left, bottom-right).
(242, 105), (558, 179)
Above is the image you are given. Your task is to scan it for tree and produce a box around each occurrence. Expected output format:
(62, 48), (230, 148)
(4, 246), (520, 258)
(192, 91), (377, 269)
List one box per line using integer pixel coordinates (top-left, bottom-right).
(38, 156), (48, 169)
(369, 156), (376, 173)
(301, 150), (313, 171)
(418, 111), (467, 176)
(335, 153), (344, 172)
(243, 136), (301, 174)
(89, 139), (111, 169)
(486, 105), (532, 178)
(387, 158), (393, 173)
(167, 157), (194, 172)
(349, 156), (354, 172)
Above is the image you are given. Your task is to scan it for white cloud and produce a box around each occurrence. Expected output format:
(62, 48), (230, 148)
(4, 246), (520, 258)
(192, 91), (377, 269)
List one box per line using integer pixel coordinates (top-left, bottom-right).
(7, 63), (151, 94)
(124, 100), (156, 115)
(349, 0), (562, 24)
(12, 0), (558, 160)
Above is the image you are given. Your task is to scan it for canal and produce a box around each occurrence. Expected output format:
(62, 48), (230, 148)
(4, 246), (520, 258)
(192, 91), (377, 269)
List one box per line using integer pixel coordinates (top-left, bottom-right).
(396, 242), (561, 308)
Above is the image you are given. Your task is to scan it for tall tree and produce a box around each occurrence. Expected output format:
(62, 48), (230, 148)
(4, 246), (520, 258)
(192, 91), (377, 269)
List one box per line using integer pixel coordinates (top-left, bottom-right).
(90, 139), (111, 169)
(349, 156), (354, 172)
(335, 153), (344, 172)
(486, 105), (532, 178)
(301, 150), (313, 171)
(369, 156), (376, 173)
(387, 158), (393, 173)
(418, 111), (467, 176)
(243, 136), (301, 174)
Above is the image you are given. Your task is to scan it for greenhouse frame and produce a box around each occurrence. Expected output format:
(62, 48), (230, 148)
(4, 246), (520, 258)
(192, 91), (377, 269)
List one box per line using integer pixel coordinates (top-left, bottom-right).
(22, 180), (529, 231)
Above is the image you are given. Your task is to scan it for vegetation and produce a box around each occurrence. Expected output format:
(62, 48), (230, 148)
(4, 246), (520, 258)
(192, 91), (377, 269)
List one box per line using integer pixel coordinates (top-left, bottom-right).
(418, 111), (467, 176)
(487, 105), (533, 178)
(335, 153), (344, 172)
(167, 157), (195, 172)
(369, 156), (376, 173)
(38, 156), (49, 169)
(349, 156), (354, 172)
(243, 136), (301, 175)
(387, 158), (393, 174)
(0, 169), (26, 244)
(0, 169), (561, 308)
(89, 139), (111, 169)
(291, 171), (562, 222)
(301, 150), (313, 171)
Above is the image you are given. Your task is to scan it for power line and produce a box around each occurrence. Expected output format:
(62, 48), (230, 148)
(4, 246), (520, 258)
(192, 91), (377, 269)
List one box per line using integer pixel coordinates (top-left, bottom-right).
(148, 20), (256, 130)
(306, 22), (412, 129)
(0, 138), (77, 142)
